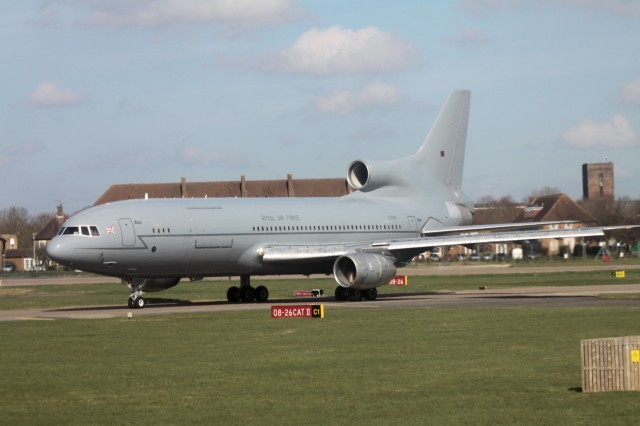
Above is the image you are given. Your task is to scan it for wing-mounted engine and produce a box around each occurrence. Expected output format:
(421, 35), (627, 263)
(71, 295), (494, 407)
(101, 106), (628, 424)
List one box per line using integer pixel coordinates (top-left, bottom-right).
(333, 252), (397, 289)
(347, 159), (409, 193)
(129, 277), (181, 293)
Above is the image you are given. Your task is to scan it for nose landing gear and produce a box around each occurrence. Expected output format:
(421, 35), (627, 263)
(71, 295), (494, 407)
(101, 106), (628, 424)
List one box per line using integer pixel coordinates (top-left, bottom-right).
(128, 293), (145, 309)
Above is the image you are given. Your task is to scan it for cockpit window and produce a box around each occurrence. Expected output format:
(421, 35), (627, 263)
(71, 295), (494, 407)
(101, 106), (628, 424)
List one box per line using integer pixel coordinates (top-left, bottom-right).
(60, 226), (101, 237)
(63, 226), (80, 235)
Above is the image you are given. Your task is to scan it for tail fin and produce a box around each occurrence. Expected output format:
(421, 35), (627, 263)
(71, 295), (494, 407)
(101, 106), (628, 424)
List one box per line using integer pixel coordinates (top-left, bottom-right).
(411, 90), (470, 190)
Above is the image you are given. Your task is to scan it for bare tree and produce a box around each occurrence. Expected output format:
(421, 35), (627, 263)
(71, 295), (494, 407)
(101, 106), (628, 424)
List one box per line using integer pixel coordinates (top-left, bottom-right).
(524, 186), (563, 204)
(0, 207), (54, 249)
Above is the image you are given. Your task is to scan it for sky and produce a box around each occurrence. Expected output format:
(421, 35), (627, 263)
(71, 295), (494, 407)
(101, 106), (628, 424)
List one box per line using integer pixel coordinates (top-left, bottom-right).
(1, 0), (639, 215)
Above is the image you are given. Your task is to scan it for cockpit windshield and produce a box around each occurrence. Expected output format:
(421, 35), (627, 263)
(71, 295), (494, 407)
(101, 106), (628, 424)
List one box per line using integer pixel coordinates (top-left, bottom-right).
(58, 226), (101, 237)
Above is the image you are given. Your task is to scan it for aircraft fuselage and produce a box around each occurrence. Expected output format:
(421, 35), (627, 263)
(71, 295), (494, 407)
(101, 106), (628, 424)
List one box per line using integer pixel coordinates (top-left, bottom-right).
(47, 195), (443, 280)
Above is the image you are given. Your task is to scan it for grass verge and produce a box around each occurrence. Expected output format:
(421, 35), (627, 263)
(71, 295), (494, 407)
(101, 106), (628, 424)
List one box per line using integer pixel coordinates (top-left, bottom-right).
(2, 307), (640, 424)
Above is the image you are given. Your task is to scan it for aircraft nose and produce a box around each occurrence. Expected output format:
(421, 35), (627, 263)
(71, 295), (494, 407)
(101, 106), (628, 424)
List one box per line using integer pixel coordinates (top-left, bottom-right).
(46, 238), (70, 265)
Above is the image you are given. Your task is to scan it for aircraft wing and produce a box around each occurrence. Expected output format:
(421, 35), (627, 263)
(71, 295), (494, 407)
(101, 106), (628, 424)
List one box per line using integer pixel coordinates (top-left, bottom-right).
(420, 221), (578, 236)
(384, 226), (608, 253)
(261, 225), (636, 263)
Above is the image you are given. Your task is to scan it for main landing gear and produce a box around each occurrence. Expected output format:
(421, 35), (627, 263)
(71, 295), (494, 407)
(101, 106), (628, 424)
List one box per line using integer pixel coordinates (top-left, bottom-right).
(334, 287), (377, 302)
(227, 275), (269, 303)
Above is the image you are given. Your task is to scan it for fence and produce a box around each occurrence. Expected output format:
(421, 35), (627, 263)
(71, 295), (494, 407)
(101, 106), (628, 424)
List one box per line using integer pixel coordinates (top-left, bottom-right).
(581, 336), (640, 392)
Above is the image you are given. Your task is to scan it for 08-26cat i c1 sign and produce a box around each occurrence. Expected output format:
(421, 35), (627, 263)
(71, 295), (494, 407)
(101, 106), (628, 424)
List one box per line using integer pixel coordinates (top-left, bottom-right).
(271, 305), (324, 319)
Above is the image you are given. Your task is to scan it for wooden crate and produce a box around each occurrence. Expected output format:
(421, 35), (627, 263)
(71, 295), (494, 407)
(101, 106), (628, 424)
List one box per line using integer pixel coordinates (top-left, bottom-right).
(581, 336), (640, 393)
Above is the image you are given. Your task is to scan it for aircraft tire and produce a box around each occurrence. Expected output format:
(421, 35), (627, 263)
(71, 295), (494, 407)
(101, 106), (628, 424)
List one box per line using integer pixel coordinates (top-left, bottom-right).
(227, 286), (241, 303)
(136, 297), (145, 309)
(334, 286), (348, 301)
(348, 288), (362, 301)
(362, 288), (378, 301)
(255, 285), (269, 302)
(128, 297), (134, 308)
(240, 286), (255, 303)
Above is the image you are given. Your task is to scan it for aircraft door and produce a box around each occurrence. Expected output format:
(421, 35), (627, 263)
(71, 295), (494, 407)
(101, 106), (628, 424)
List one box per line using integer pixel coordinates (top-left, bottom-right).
(407, 216), (418, 232)
(118, 218), (136, 246)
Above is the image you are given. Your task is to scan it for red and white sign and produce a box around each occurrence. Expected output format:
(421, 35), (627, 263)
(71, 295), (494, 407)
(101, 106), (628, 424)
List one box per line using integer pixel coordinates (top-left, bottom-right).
(293, 289), (324, 297)
(389, 275), (408, 286)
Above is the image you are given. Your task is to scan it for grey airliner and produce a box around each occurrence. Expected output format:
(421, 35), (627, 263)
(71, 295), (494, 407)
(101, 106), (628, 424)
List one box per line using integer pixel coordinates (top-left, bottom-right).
(46, 90), (615, 308)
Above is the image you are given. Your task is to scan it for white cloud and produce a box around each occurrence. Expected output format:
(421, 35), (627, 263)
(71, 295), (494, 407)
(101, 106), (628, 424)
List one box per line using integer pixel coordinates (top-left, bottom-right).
(620, 78), (640, 106)
(80, 0), (293, 28)
(267, 26), (416, 75)
(315, 83), (400, 114)
(28, 81), (85, 108)
(562, 115), (638, 149)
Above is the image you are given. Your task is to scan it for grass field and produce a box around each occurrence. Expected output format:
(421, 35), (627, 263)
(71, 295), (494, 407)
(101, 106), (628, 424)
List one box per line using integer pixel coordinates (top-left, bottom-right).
(1, 269), (640, 424)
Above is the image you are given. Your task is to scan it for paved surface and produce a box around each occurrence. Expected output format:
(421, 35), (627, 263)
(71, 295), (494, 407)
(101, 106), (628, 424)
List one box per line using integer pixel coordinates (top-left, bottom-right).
(1, 264), (639, 321)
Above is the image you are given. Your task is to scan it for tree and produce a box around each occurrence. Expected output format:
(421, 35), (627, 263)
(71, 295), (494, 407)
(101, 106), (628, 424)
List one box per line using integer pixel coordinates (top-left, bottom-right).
(524, 186), (562, 204)
(0, 206), (54, 250)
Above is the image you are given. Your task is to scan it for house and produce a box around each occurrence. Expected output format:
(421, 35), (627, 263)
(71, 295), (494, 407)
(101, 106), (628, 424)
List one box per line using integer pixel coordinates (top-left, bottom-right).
(513, 194), (597, 256)
(35, 204), (69, 243)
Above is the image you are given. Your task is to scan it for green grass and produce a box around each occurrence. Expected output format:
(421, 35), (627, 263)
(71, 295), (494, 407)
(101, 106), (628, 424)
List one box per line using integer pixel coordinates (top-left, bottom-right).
(2, 307), (640, 425)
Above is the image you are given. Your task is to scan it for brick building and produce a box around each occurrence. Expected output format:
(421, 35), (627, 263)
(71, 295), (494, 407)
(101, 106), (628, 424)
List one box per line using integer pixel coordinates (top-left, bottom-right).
(582, 162), (614, 200)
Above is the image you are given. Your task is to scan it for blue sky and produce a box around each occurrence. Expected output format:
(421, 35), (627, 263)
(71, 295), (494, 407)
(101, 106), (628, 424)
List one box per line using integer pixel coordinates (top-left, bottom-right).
(1, 0), (639, 215)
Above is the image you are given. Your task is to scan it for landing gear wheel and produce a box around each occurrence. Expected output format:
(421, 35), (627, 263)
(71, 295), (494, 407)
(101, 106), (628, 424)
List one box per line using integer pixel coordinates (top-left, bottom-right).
(362, 288), (378, 301)
(240, 286), (255, 303)
(129, 295), (145, 309)
(335, 286), (348, 301)
(254, 285), (269, 302)
(135, 297), (145, 309)
(348, 288), (362, 301)
(227, 286), (241, 303)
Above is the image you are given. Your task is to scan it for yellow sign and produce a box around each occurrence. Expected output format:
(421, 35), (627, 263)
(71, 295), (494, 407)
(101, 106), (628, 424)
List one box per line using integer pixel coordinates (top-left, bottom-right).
(632, 350), (640, 363)
(612, 271), (625, 279)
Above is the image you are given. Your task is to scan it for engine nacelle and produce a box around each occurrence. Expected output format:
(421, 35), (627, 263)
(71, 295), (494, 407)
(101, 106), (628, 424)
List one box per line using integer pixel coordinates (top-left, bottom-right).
(333, 252), (397, 290)
(347, 159), (408, 192)
(129, 277), (181, 293)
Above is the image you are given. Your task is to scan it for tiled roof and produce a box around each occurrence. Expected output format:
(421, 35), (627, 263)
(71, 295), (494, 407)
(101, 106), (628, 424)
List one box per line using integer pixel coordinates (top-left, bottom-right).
(35, 204), (68, 241)
(514, 194), (596, 224)
(94, 176), (351, 205)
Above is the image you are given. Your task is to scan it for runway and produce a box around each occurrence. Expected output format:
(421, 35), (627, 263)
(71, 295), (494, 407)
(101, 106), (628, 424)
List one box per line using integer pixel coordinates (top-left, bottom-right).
(1, 282), (639, 322)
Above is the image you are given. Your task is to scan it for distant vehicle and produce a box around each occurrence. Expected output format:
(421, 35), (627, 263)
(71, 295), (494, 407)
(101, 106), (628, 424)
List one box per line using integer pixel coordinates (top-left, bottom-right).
(481, 253), (493, 261)
(429, 253), (440, 262)
(33, 264), (46, 271)
(511, 248), (523, 260)
(443, 253), (454, 261)
(526, 252), (538, 260)
(496, 253), (507, 261)
(455, 253), (466, 261)
(470, 253), (480, 261)
(2, 262), (15, 273)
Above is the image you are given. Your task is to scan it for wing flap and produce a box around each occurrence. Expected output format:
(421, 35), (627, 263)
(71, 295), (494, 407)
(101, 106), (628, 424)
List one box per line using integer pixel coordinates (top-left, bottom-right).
(262, 244), (351, 263)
